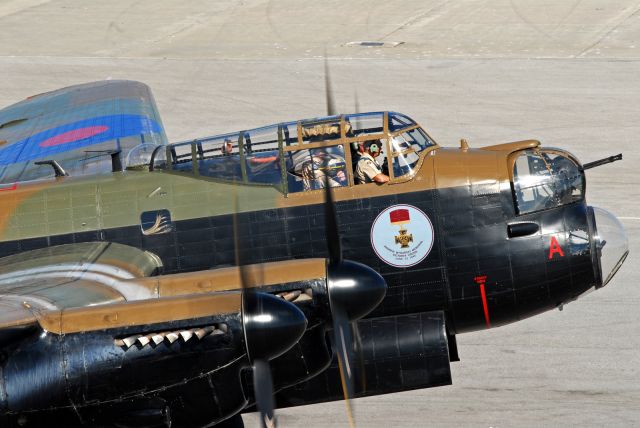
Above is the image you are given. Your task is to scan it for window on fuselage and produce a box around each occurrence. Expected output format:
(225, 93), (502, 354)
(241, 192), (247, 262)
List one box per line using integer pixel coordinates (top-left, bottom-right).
(243, 126), (281, 186)
(344, 113), (386, 178)
(153, 127), (283, 189)
(386, 127), (435, 179)
(281, 121), (298, 146)
(345, 113), (384, 138)
(194, 134), (243, 181)
(512, 150), (584, 215)
(388, 112), (416, 131)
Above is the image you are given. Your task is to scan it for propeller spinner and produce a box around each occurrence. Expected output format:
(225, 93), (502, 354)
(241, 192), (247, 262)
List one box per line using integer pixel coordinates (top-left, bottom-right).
(242, 291), (306, 428)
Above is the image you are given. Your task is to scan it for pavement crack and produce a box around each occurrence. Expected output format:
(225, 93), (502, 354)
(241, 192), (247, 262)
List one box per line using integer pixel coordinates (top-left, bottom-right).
(577, 0), (640, 57)
(380, 0), (450, 41)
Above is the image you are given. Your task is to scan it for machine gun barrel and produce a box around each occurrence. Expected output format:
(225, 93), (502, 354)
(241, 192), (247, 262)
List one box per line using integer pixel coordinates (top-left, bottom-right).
(582, 153), (622, 170)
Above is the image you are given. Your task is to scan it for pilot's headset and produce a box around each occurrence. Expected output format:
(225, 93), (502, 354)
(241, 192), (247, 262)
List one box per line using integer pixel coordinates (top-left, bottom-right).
(365, 140), (381, 155)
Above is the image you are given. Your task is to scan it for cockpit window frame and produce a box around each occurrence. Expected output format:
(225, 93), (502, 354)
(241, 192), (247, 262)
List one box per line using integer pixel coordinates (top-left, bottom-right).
(151, 111), (439, 195)
(509, 148), (585, 216)
(384, 124), (437, 181)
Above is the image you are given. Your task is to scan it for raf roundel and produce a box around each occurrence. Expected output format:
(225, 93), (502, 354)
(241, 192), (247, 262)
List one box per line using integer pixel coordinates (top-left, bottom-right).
(370, 204), (434, 268)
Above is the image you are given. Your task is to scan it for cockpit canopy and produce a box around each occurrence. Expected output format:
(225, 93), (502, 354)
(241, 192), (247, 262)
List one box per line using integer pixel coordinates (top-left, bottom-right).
(151, 111), (437, 193)
(512, 149), (584, 215)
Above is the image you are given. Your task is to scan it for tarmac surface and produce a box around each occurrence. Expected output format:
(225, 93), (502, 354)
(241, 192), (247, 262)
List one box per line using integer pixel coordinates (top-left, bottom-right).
(0, 1), (638, 426)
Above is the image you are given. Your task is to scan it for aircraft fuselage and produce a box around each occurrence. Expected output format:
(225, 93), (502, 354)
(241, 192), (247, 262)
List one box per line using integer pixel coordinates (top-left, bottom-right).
(0, 111), (628, 420)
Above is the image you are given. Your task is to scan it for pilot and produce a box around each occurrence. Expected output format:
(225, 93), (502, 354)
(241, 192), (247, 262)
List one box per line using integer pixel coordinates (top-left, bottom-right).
(221, 139), (234, 156)
(355, 140), (389, 184)
(300, 149), (347, 190)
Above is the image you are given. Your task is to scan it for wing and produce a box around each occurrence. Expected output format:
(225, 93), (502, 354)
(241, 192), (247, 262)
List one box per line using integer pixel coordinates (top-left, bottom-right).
(0, 244), (309, 427)
(0, 242), (325, 340)
(0, 241), (163, 344)
(0, 80), (168, 185)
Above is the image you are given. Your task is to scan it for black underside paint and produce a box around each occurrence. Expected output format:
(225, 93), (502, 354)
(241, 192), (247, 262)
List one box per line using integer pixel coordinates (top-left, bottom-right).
(0, 316), (252, 428)
(273, 311), (452, 409)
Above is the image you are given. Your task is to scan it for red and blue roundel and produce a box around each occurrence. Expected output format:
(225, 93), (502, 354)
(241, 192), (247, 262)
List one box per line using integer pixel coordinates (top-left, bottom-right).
(0, 114), (162, 166)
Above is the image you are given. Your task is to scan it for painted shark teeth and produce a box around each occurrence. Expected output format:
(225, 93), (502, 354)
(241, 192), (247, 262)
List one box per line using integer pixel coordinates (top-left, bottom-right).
(115, 336), (140, 348)
(180, 330), (194, 342)
(165, 332), (180, 344)
(194, 326), (215, 339)
(115, 324), (228, 350)
(137, 335), (151, 347)
(151, 333), (166, 345)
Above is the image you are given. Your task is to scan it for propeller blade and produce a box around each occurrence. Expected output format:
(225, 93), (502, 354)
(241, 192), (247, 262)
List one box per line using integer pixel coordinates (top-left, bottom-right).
(324, 55), (337, 116)
(243, 292), (306, 428)
(332, 307), (356, 428)
(323, 173), (342, 265)
(322, 161), (386, 427)
(352, 90), (364, 153)
(352, 322), (367, 392)
(232, 190), (253, 290)
(233, 185), (266, 290)
(323, 168), (355, 426)
(253, 359), (276, 428)
(233, 187), (278, 428)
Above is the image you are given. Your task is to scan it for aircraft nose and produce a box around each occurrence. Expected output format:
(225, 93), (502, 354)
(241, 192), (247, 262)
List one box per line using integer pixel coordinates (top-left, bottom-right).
(327, 260), (387, 321)
(590, 207), (629, 288)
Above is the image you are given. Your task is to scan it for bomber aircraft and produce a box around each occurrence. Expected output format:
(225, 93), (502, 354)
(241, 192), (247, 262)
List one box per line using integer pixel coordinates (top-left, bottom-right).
(0, 78), (628, 428)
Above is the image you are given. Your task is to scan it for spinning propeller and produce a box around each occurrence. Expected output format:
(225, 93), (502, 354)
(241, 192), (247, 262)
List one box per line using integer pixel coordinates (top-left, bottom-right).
(323, 174), (386, 428)
(322, 56), (387, 427)
(324, 55), (337, 117)
(233, 198), (307, 428)
(230, 58), (385, 428)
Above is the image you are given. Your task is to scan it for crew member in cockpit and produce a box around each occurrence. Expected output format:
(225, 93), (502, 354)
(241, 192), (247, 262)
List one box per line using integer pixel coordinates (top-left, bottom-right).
(355, 140), (389, 184)
(300, 149), (346, 190)
(221, 139), (234, 156)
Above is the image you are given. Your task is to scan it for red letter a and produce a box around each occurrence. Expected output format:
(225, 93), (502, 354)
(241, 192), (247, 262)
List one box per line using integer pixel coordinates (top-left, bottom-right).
(548, 236), (565, 260)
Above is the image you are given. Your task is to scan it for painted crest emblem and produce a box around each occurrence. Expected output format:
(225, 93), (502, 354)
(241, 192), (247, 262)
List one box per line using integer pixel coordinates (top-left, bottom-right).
(141, 209), (174, 236)
(370, 204), (434, 267)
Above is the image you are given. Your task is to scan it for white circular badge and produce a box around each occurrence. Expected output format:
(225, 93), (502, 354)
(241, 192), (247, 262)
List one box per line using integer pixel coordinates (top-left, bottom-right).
(370, 204), (434, 268)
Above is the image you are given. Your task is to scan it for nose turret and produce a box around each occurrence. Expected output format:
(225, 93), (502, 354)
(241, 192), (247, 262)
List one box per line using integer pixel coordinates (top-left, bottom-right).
(589, 206), (629, 288)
